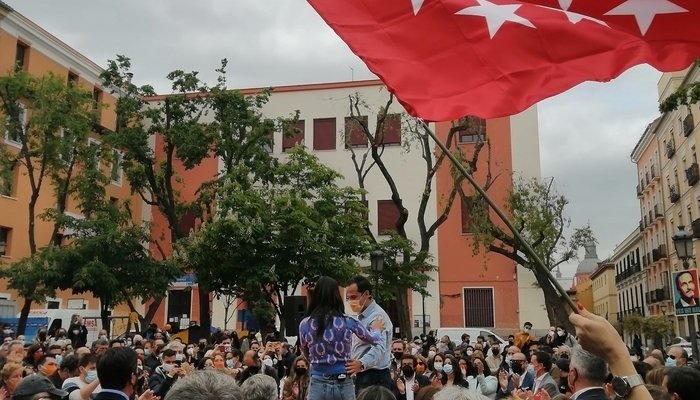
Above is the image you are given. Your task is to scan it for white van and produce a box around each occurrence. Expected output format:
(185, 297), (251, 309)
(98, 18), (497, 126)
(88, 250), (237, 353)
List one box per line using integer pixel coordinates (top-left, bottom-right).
(27, 309), (105, 344)
(435, 327), (507, 347)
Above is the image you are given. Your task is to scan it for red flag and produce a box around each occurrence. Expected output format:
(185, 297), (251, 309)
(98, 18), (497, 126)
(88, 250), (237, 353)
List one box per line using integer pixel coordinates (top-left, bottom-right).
(307, 0), (700, 121)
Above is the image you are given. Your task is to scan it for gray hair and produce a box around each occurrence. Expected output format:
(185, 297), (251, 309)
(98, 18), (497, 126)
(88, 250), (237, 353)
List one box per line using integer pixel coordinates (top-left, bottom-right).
(434, 386), (489, 400)
(241, 374), (277, 400)
(570, 345), (608, 384)
(164, 371), (242, 400)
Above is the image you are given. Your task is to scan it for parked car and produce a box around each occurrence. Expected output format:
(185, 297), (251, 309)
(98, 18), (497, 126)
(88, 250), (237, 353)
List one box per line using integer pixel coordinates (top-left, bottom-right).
(666, 336), (694, 358)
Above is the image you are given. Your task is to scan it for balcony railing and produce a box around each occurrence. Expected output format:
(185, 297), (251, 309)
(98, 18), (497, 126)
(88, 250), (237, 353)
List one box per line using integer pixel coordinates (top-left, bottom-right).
(687, 162), (700, 186)
(693, 217), (700, 239)
(658, 244), (667, 259)
(637, 184), (643, 197)
(654, 204), (663, 219)
(666, 141), (676, 158)
(670, 185), (681, 203)
(683, 113), (695, 137)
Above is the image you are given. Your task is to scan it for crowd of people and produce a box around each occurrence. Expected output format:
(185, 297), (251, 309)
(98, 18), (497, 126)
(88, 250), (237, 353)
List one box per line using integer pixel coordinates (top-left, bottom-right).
(0, 275), (697, 400)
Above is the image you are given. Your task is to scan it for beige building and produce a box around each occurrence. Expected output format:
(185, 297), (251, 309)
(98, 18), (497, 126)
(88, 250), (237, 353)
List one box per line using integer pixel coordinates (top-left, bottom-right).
(591, 261), (617, 323)
(612, 229), (647, 345)
(655, 64), (700, 338)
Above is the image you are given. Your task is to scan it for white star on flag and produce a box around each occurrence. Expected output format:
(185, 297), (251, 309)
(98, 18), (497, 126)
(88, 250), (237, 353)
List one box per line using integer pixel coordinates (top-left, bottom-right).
(456, 0), (535, 39)
(605, 0), (687, 35)
(411, 0), (425, 15)
(556, 0), (608, 26)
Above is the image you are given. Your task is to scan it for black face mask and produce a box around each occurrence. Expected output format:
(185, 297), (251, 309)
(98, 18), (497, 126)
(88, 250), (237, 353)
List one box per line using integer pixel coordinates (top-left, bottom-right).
(402, 365), (415, 378)
(559, 378), (570, 393)
(295, 367), (307, 376)
(492, 348), (500, 356)
(511, 362), (524, 375)
(393, 351), (404, 361)
(248, 365), (261, 374)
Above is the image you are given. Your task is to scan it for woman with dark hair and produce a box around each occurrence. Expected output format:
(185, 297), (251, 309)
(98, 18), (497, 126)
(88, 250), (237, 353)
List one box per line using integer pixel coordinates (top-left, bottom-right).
(282, 356), (310, 400)
(299, 276), (386, 400)
(440, 354), (469, 389)
(23, 343), (45, 372)
(467, 355), (497, 399)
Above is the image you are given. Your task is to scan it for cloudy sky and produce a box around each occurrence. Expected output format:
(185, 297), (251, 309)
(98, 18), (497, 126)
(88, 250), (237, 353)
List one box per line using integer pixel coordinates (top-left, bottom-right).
(9, 0), (665, 278)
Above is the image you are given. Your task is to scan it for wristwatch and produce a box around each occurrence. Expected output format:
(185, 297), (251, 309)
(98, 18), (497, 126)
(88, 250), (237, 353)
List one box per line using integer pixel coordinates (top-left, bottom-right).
(611, 374), (644, 398)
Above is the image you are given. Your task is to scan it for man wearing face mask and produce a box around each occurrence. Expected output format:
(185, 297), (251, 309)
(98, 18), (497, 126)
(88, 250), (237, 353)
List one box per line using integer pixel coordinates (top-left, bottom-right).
(345, 275), (394, 393)
(392, 340), (407, 373)
(148, 349), (184, 398)
(513, 322), (536, 355)
(486, 344), (503, 371)
(62, 354), (101, 400)
(665, 346), (688, 368)
(496, 351), (534, 399)
(237, 349), (279, 387)
(392, 354), (430, 400)
(94, 347), (146, 400)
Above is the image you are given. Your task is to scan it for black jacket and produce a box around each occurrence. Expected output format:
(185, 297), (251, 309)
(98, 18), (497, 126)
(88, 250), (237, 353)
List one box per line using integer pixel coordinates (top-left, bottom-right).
(148, 366), (178, 398)
(238, 365), (279, 386)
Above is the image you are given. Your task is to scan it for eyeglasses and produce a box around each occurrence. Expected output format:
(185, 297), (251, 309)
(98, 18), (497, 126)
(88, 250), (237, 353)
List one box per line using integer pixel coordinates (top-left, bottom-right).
(668, 355), (676, 360)
(417, 362), (425, 365)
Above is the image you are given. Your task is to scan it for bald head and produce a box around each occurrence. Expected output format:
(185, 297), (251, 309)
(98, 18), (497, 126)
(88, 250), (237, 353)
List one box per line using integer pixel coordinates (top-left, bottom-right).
(643, 356), (662, 369)
(243, 350), (260, 367)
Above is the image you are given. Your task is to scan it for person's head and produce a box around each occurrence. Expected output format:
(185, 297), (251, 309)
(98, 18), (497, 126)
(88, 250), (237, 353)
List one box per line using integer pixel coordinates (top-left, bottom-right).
(75, 346), (91, 358)
(431, 353), (445, 372)
(96, 347), (138, 396)
(249, 341), (260, 353)
(645, 384), (672, 400)
(472, 355), (490, 376)
(400, 354), (417, 378)
(290, 356), (309, 380)
(392, 340), (407, 360)
(568, 346), (608, 393)
(1, 362), (23, 394)
(433, 385), (478, 400)
(7, 341), (25, 363)
(356, 385), (396, 400)
(443, 354), (464, 380)
(667, 346), (688, 367)
(243, 350), (261, 368)
(308, 276), (345, 338)
(26, 343), (44, 363)
(10, 375), (67, 400)
(78, 353), (98, 383)
(346, 275), (373, 314)
(644, 355), (663, 369)
(240, 374), (277, 400)
(458, 356), (475, 377)
(36, 356), (58, 377)
(531, 351), (553, 377)
(523, 322), (533, 332)
(676, 271), (697, 300)
(529, 344), (539, 357)
(510, 352), (528, 374)
(415, 385), (440, 400)
(461, 333), (470, 343)
(663, 366), (700, 400)
(416, 355), (428, 374)
(164, 370), (243, 400)
(202, 357), (214, 369)
(161, 348), (178, 373)
(91, 339), (109, 355)
(508, 335), (515, 345)
(490, 343), (501, 357)
(646, 366), (667, 386)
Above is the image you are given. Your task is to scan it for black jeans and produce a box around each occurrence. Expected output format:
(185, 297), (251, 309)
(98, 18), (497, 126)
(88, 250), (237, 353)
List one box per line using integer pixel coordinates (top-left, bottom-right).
(354, 368), (392, 394)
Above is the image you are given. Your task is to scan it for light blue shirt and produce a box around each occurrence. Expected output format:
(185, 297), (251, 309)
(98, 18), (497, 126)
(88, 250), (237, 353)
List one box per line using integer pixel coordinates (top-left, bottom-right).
(352, 300), (392, 370)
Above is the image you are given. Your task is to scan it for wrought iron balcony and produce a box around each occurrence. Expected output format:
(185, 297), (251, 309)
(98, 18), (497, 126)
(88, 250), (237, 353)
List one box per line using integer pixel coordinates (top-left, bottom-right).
(686, 162), (699, 186)
(683, 113), (695, 137)
(670, 185), (681, 203)
(666, 141), (676, 158)
(692, 217), (700, 239)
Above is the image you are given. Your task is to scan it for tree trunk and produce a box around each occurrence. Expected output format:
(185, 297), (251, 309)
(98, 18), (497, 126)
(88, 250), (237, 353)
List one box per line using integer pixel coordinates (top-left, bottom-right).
(101, 296), (111, 336)
(16, 299), (33, 336)
(532, 267), (575, 334)
(198, 286), (211, 339)
(395, 287), (412, 339)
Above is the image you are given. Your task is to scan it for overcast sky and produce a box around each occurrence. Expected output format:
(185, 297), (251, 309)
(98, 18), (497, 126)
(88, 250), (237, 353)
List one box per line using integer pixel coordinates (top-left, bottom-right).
(9, 0), (664, 278)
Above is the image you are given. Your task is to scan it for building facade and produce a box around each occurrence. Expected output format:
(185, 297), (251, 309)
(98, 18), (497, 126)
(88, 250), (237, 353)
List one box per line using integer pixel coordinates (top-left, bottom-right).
(0, 4), (143, 321)
(591, 261), (617, 324)
(612, 228), (646, 345)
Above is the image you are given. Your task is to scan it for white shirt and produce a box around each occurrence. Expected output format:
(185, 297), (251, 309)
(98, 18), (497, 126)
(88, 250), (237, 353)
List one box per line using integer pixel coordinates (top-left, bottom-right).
(570, 386), (604, 400)
(404, 375), (415, 400)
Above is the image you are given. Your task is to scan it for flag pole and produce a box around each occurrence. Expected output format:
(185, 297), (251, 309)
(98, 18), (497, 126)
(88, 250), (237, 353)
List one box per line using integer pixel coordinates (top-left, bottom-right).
(419, 120), (578, 313)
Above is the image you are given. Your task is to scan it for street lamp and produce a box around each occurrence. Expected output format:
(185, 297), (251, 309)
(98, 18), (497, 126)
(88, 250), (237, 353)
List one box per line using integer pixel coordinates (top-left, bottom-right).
(672, 226), (700, 360)
(370, 250), (385, 300)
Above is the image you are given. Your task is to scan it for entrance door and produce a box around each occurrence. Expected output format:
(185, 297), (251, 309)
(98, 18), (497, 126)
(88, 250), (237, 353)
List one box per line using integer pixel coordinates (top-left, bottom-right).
(167, 290), (191, 333)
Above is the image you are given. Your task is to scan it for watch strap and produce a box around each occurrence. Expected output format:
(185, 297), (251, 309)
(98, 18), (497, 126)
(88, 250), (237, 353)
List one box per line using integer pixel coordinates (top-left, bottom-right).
(624, 374), (644, 388)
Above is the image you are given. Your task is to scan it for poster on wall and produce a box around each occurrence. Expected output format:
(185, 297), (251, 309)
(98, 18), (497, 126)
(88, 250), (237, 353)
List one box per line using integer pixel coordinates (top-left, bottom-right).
(672, 269), (700, 316)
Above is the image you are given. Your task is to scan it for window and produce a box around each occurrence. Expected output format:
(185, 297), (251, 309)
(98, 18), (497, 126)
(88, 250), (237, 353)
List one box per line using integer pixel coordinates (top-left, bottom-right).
(463, 287), (494, 327)
(93, 87), (103, 124)
(345, 116), (368, 148)
(87, 138), (101, 169)
(67, 72), (79, 87)
(377, 200), (400, 235)
(378, 113), (401, 145)
(15, 42), (28, 70)
(4, 103), (26, 146)
(110, 150), (123, 185)
(457, 116), (486, 143)
(461, 195), (474, 233)
(0, 227), (11, 257)
(283, 120), (305, 152)
(1, 161), (18, 197)
(313, 118), (336, 151)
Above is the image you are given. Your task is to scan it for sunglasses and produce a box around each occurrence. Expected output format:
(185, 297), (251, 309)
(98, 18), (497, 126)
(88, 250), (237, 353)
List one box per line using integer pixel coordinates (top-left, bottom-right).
(417, 361), (425, 365)
(668, 355), (676, 360)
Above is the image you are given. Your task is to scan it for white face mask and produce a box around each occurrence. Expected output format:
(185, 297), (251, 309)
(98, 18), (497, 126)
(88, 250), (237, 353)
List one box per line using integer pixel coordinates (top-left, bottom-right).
(433, 362), (443, 372)
(262, 358), (274, 368)
(523, 327), (531, 333)
(428, 350), (436, 358)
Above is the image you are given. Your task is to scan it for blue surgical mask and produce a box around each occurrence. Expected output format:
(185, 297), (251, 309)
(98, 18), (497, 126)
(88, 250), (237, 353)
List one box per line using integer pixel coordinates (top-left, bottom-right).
(505, 355), (512, 367)
(665, 357), (676, 367)
(443, 364), (454, 374)
(527, 364), (535, 374)
(55, 355), (63, 366)
(145, 349), (151, 357)
(85, 370), (98, 384)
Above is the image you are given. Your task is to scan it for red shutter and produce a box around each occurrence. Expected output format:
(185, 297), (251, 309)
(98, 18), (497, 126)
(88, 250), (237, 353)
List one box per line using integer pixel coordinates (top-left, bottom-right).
(345, 116), (368, 148)
(178, 210), (196, 237)
(283, 120), (305, 151)
(461, 196), (473, 233)
(313, 118), (336, 151)
(377, 200), (400, 235)
(379, 113), (401, 145)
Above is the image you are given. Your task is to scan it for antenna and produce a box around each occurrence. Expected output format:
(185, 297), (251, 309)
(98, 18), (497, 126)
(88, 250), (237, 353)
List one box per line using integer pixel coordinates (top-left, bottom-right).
(349, 66), (354, 81)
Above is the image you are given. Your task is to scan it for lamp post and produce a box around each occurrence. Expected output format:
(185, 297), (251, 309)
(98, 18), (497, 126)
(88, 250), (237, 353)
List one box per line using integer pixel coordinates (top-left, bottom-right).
(671, 226), (700, 360)
(370, 250), (385, 301)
